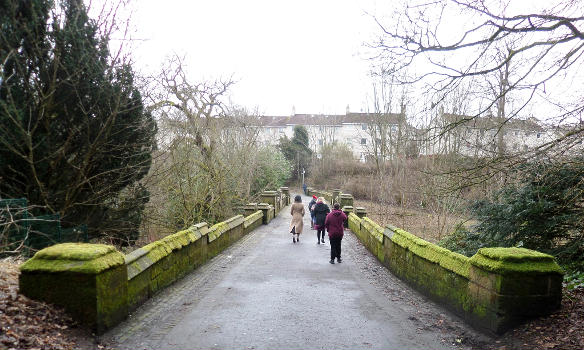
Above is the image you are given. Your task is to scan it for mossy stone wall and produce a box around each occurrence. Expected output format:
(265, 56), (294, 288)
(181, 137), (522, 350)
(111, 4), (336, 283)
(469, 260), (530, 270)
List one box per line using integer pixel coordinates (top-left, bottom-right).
(244, 210), (263, 235)
(19, 243), (127, 334)
(19, 205), (271, 332)
(312, 187), (564, 334)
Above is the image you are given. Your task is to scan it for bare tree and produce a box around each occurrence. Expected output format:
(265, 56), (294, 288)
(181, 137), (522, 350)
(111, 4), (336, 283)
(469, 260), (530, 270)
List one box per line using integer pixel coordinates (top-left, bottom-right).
(370, 0), (584, 186)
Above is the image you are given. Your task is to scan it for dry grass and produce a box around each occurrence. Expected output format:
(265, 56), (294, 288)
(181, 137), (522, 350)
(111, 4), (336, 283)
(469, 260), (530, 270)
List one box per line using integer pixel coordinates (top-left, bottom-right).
(354, 199), (464, 243)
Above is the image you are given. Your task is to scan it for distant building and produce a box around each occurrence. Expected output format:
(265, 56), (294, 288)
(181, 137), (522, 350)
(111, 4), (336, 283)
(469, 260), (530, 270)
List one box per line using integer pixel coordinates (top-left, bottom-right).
(255, 111), (409, 161)
(254, 109), (566, 160)
(422, 111), (559, 157)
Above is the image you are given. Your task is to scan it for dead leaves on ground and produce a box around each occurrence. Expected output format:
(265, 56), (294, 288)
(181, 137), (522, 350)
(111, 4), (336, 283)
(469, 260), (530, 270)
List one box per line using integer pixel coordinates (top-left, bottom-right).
(0, 259), (79, 350)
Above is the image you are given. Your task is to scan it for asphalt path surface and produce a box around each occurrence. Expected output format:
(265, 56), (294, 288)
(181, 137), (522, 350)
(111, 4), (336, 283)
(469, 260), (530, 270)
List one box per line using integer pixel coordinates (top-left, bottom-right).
(104, 194), (487, 350)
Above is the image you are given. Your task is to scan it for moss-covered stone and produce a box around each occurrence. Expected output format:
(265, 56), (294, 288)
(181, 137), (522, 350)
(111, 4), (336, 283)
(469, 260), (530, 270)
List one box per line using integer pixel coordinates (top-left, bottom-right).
(19, 243), (128, 334)
(348, 212), (361, 236)
(470, 248), (564, 275)
(361, 217), (383, 243)
(391, 228), (471, 278)
(244, 210), (263, 234)
(21, 243), (125, 274)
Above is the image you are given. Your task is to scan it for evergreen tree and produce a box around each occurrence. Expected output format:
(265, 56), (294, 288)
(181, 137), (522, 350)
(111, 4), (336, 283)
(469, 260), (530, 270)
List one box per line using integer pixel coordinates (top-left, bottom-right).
(278, 125), (312, 180)
(441, 158), (584, 265)
(0, 0), (156, 244)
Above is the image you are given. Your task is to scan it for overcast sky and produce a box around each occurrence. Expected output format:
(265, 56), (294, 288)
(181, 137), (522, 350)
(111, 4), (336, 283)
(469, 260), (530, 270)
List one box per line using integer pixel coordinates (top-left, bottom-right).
(125, 0), (381, 116)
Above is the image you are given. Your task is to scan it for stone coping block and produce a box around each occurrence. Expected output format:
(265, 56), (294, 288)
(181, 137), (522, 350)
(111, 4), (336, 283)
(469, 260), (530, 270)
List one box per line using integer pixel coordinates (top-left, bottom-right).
(21, 243), (124, 274)
(20, 243), (127, 335)
(244, 210), (263, 226)
(470, 247), (564, 275)
(125, 223), (209, 280)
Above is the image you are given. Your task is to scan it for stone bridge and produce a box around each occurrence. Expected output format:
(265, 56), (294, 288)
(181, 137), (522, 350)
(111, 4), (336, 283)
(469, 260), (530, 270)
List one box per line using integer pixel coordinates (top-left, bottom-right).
(18, 188), (563, 349)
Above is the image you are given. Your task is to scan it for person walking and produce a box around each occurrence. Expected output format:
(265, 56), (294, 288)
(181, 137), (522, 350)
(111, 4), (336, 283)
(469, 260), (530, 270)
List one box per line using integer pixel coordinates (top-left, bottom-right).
(313, 197), (330, 244)
(308, 195), (317, 229)
(290, 195), (305, 243)
(325, 203), (347, 264)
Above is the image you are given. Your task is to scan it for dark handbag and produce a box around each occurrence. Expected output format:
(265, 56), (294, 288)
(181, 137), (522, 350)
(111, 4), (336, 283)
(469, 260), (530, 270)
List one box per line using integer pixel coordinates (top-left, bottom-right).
(290, 226), (296, 234)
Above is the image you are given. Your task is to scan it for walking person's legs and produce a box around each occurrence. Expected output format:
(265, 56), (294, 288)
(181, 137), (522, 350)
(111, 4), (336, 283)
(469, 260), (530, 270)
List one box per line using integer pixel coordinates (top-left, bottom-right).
(329, 237), (340, 264)
(317, 227), (325, 244)
(336, 238), (342, 262)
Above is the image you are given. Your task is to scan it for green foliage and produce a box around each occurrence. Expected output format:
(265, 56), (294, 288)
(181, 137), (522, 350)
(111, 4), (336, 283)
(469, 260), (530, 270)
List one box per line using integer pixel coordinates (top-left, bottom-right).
(441, 159), (584, 270)
(471, 159), (584, 262)
(564, 268), (584, 290)
(251, 147), (291, 194)
(279, 125), (312, 180)
(0, 0), (156, 244)
(439, 222), (494, 258)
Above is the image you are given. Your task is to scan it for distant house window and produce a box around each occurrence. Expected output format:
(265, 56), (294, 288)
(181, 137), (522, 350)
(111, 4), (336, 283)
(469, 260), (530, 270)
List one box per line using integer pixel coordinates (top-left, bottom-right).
(318, 139), (323, 146)
(346, 138), (352, 144)
(537, 133), (541, 138)
(391, 125), (397, 132)
(362, 124), (367, 130)
(514, 131), (519, 136)
(279, 127), (284, 133)
(361, 138), (367, 145)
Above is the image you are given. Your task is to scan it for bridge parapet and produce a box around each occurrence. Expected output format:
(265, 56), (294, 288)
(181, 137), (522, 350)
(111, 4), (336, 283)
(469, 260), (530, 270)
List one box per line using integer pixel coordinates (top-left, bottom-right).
(339, 190), (563, 334)
(19, 197), (272, 334)
(19, 243), (128, 334)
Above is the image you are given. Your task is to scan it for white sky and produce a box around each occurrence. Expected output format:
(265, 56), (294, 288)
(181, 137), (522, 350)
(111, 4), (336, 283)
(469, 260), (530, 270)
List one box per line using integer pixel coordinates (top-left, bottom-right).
(125, 0), (381, 116)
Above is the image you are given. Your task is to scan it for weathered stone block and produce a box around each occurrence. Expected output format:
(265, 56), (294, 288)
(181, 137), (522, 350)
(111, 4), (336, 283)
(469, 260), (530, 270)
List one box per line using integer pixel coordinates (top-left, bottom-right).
(258, 203), (274, 224)
(244, 210), (263, 235)
(339, 194), (354, 208)
(354, 207), (367, 218)
(19, 243), (127, 335)
(280, 187), (291, 205)
(332, 189), (342, 204)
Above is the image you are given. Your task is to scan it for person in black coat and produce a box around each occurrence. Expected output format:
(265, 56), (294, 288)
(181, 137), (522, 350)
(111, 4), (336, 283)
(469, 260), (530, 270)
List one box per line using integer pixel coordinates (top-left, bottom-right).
(308, 195), (317, 229)
(313, 197), (330, 244)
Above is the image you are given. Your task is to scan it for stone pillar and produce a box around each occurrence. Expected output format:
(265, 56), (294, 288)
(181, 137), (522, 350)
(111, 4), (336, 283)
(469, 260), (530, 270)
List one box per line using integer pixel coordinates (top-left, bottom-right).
(260, 191), (278, 209)
(332, 189), (342, 204)
(258, 203), (275, 224)
(467, 247), (563, 333)
(244, 203), (258, 217)
(342, 205), (354, 228)
(19, 243), (128, 335)
(280, 187), (290, 205)
(354, 207), (367, 218)
(339, 194), (354, 208)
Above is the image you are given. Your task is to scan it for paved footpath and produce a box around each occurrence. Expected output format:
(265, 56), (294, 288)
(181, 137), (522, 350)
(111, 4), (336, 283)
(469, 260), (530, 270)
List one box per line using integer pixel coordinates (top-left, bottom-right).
(104, 194), (489, 350)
